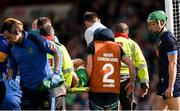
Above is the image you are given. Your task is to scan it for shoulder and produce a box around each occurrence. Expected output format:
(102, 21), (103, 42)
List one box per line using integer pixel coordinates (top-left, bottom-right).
(28, 32), (43, 40)
(93, 22), (106, 29)
(0, 36), (9, 51)
(58, 43), (66, 51)
(27, 31), (47, 43)
(0, 37), (8, 46)
(161, 31), (176, 41)
(86, 22), (106, 33)
(129, 39), (139, 47)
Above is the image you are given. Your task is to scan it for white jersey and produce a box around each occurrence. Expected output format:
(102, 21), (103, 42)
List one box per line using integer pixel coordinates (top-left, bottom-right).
(84, 22), (106, 45)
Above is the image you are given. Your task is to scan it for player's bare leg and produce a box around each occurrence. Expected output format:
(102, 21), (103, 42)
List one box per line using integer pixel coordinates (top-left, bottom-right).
(153, 95), (168, 110)
(164, 97), (180, 110)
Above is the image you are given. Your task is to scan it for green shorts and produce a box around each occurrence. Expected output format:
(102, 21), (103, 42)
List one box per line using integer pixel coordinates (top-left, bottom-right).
(75, 68), (88, 87)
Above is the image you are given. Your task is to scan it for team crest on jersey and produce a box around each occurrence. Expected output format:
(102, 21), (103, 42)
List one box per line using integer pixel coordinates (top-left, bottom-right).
(27, 47), (33, 54)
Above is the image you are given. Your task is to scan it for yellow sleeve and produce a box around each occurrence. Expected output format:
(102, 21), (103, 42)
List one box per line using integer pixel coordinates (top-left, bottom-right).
(132, 39), (149, 86)
(60, 45), (74, 89)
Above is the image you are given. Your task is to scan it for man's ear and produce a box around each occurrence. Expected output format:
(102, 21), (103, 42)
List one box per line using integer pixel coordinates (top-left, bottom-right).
(84, 21), (91, 28)
(160, 20), (165, 27)
(97, 18), (101, 22)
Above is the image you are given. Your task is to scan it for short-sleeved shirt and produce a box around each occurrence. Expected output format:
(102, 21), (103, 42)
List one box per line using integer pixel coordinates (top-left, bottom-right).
(157, 31), (179, 80)
(9, 31), (54, 90)
(156, 31), (180, 98)
(85, 22), (106, 45)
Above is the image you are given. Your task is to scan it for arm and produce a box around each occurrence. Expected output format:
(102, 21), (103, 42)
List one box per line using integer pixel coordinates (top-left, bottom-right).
(29, 33), (61, 73)
(133, 41), (149, 96)
(122, 56), (135, 93)
(86, 54), (93, 78)
(163, 35), (178, 98)
(47, 42), (61, 74)
(71, 72), (79, 88)
(85, 30), (93, 45)
(28, 33), (57, 55)
(165, 53), (177, 98)
(52, 44), (60, 74)
(59, 45), (78, 88)
(72, 58), (85, 70)
(7, 54), (18, 80)
(122, 56), (135, 82)
(133, 40), (149, 86)
(86, 43), (94, 78)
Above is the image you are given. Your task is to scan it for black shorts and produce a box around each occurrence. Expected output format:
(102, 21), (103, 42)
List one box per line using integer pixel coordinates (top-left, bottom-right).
(157, 80), (180, 100)
(89, 92), (119, 110)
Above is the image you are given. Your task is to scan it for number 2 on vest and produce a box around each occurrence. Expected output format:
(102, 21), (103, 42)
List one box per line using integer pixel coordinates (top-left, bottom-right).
(103, 63), (114, 84)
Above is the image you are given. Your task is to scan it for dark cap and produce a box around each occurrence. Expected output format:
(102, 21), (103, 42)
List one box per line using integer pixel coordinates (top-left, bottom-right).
(93, 28), (114, 41)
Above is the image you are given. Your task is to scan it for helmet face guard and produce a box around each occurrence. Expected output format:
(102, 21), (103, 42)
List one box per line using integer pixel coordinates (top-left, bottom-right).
(147, 21), (162, 34)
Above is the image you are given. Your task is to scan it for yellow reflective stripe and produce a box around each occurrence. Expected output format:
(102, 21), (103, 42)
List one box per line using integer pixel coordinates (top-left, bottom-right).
(0, 52), (7, 62)
(140, 79), (149, 84)
(63, 67), (74, 74)
(137, 64), (147, 69)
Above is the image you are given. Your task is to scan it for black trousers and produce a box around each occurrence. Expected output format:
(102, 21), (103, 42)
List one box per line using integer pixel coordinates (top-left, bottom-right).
(21, 86), (50, 110)
(119, 79), (136, 110)
(21, 86), (66, 110)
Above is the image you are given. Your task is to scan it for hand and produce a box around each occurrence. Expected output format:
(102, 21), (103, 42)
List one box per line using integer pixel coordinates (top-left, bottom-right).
(71, 72), (79, 88)
(140, 88), (148, 97)
(125, 81), (135, 94)
(165, 87), (174, 98)
(38, 79), (51, 92)
(50, 74), (61, 85)
(15, 76), (20, 84)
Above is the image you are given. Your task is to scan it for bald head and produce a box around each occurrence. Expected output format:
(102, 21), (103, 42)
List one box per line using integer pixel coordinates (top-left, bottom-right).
(115, 22), (129, 34)
(32, 19), (38, 30)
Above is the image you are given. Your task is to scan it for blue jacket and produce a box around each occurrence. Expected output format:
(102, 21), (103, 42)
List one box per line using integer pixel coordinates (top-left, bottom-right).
(9, 31), (55, 90)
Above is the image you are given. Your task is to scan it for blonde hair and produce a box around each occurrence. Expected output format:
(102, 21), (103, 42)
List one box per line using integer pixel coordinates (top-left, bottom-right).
(3, 18), (24, 32)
